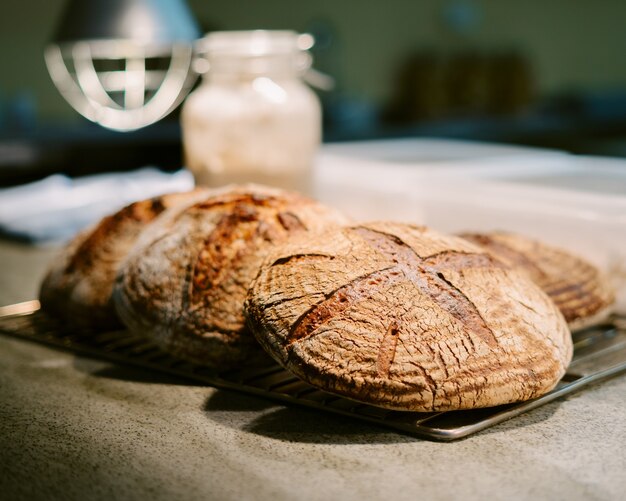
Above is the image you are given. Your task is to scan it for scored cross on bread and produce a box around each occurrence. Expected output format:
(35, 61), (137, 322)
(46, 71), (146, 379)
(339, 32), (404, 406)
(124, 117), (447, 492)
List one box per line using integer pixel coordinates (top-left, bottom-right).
(288, 227), (504, 376)
(246, 222), (573, 412)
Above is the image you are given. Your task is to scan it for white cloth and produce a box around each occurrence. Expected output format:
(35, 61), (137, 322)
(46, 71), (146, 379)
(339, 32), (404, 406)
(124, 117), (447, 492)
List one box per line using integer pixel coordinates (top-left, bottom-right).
(0, 168), (195, 242)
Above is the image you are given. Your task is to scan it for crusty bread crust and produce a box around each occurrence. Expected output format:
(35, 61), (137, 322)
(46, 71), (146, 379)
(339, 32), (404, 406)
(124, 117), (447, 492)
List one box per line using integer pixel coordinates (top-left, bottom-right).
(459, 231), (616, 330)
(39, 189), (209, 329)
(246, 222), (573, 412)
(113, 184), (349, 370)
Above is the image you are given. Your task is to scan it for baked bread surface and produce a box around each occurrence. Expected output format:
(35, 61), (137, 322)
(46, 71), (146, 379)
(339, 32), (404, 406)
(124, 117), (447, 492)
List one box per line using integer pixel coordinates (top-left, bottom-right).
(246, 222), (573, 412)
(459, 231), (615, 330)
(113, 184), (349, 369)
(39, 189), (208, 328)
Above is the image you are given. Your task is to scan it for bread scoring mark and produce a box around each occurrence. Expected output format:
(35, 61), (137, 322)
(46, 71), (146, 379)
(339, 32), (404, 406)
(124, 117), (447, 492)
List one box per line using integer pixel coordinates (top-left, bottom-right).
(352, 226), (418, 265)
(376, 321), (400, 377)
(195, 192), (296, 212)
(354, 227), (499, 348)
(417, 266), (500, 348)
(277, 211), (307, 231)
(459, 233), (549, 281)
(191, 204), (260, 294)
(196, 195), (267, 210)
(67, 197), (166, 273)
(271, 253), (335, 267)
(286, 267), (399, 345)
(421, 250), (504, 271)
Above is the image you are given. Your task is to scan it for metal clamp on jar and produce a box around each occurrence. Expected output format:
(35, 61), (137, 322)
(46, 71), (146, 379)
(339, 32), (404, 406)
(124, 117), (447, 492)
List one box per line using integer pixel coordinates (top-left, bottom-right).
(181, 31), (322, 192)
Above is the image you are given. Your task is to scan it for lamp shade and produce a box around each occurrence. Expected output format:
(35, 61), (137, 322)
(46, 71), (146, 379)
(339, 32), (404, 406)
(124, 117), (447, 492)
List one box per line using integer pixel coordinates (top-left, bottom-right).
(52, 0), (200, 44)
(46, 0), (201, 131)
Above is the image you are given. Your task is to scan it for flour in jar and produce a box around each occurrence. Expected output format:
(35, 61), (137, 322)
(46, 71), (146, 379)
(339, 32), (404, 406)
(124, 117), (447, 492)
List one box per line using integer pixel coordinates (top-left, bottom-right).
(181, 31), (321, 193)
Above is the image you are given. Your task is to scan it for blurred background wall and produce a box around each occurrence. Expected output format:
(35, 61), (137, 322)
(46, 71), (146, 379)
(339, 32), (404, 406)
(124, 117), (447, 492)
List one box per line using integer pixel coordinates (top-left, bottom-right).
(2, 0), (626, 121)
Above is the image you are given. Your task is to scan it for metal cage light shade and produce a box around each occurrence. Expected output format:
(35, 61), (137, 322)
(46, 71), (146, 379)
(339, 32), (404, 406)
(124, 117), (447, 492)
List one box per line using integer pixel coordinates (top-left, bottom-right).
(45, 0), (201, 131)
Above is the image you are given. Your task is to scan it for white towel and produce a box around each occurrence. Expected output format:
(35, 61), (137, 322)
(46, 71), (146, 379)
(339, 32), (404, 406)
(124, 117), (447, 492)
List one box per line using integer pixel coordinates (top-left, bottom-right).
(0, 168), (195, 243)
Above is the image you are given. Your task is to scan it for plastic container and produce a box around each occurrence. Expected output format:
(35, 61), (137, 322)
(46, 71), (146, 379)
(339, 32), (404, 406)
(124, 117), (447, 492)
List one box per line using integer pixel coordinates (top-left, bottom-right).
(313, 139), (626, 312)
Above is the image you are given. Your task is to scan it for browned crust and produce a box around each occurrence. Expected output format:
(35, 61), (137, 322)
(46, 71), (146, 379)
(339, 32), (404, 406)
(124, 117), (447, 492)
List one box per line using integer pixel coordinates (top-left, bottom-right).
(459, 231), (616, 328)
(39, 189), (208, 329)
(246, 222), (573, 412)
(66, 198), (167, 274)
(191, 206), (261, 299)
(114, 185), (349, 369)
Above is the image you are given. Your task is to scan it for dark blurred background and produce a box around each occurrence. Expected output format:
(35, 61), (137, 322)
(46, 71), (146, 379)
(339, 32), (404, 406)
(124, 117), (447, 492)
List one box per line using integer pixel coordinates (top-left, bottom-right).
(3, 0), (626, 184)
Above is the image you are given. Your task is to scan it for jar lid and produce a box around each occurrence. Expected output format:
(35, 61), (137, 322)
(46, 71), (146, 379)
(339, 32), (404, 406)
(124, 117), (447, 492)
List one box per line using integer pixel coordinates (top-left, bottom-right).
(197, 30), (314, 57)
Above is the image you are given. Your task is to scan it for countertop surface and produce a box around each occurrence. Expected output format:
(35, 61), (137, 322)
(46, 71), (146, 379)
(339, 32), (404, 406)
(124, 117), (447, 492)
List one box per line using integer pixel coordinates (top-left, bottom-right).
(1, 240), (625, 501)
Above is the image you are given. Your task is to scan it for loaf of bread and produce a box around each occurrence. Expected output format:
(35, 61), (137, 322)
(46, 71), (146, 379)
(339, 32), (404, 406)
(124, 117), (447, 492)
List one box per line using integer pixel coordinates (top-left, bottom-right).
(458, 231), (615, 330)
(39, 189), (209, 329)
(245, 222), (573, 412)
(113, 185), (350, 369)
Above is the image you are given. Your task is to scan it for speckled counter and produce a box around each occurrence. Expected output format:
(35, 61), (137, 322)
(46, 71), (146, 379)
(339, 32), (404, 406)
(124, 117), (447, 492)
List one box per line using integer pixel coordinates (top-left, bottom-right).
(1, 240), (625, 501)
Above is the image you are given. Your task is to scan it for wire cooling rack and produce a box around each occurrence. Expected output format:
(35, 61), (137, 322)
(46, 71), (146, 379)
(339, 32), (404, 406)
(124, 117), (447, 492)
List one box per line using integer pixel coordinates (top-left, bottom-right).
(1, 300), (625, 441)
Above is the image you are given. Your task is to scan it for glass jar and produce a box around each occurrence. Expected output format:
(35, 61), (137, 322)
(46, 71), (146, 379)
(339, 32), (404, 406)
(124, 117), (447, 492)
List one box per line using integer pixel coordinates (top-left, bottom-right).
(181, 31), (321, 193)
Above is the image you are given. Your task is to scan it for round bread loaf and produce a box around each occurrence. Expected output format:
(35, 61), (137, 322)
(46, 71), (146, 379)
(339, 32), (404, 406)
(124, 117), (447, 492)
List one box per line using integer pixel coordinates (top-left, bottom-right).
(39, 189), (209, 329)
(458, 231), (615, 330)
(113, 185), (349, 369)
(245, 222), (573, 412)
